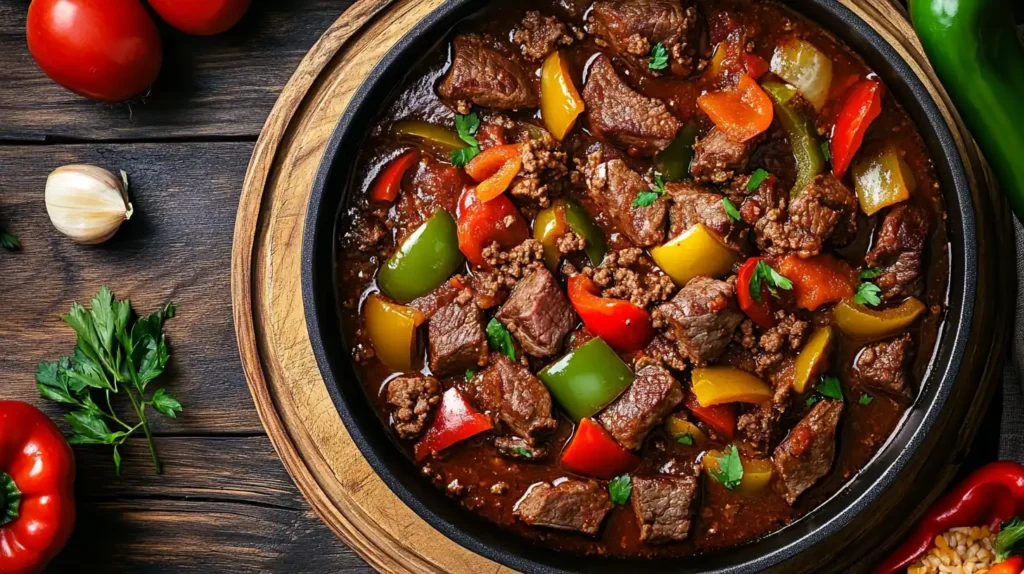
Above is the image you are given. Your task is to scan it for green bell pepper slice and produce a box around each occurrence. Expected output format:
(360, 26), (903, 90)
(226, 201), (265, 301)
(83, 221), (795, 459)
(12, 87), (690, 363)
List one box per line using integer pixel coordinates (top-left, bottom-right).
(762, 81), (825, 197)
(538, 337), (634, 421)
(655, 124), (701, 182)
(378, 209), (464, 303)
(533, 198), (607, 270)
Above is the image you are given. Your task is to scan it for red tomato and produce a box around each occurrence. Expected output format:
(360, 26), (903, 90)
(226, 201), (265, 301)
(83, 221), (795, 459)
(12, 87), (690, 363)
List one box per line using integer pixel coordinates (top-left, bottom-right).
(27, 0), (163, 102)
(147, 0), (251, 36)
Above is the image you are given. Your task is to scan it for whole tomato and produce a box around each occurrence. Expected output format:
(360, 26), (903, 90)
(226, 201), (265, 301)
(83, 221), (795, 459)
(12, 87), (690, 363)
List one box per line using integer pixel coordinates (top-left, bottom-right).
(147, 0), (251, 36)
(26, 0), (162, 102)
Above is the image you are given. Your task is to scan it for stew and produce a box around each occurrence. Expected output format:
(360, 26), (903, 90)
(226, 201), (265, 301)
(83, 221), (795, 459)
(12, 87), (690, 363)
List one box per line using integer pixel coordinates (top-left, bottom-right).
(336, 0), (949, 558)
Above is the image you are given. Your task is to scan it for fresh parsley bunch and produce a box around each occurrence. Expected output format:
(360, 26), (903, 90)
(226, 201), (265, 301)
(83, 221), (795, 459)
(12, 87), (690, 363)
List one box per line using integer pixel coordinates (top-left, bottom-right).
(36, 286), (182, 475)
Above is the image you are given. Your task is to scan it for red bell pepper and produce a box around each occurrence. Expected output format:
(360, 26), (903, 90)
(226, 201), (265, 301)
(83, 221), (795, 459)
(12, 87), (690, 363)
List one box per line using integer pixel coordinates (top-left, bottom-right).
(744, 53), (770, 79)
(736, 257), (777, 329)
(414, 388), (493, 462)
(0, 401), (75, 574)
(776, 254), (857, 311)
(456, 186), (529, 269)
(683, 393), (737, 440)
(875, 461), (1024, 573)
(830, 79), (884, 178)
(369, 149), (421, 204)
(560, 418), (639, 479)
(566, 274), (654, 353)
(990, 557), (1024, 574)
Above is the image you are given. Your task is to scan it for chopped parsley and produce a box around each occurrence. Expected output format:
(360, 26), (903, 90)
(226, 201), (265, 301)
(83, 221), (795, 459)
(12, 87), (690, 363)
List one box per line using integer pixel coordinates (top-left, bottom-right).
(746, 168), (770, 192)
(805, 395), (819, 407)
(632, 172), (666, 208)
(821, 141), (831, 163)
(708, 445), (744, 490)
(749, 260), (794, 303)
(678, 434), (695, 446)
(722, 197), (742, 222)
(511, 446), (534, 459)
(486, 318), (516, 361)
(854, 281), (882, 306)
(608, 474), (633, 505)
(860, 267), (883, 280)
(817, 376), (844, 400)
(859, 394), (874, 405)
(649, 43), (669, 71)
(465, 370), (475, 382)
(450, 113), (481, 167)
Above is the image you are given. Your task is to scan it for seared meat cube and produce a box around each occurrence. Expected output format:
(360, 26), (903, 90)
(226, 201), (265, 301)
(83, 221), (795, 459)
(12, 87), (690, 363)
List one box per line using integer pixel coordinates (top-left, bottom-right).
(495, 267), (577, 357)
(514, 480), (612, 535)
(865, 204), (930, 300)
(597, 365), (683, 449)
(513, 11), (573, 61)
(588, 0), (705, 77)
(773, 400), (844, 504)
(582, 55), (681, 156)
(856, 334), (914, 398)
(665, 180), (741, 248)
(631, 475), (699, 543)
(583, 151), (668, 246)
(428, 299), (488, 375)
(438, 35), (538, 112)
(690, 129), (754, 183)
(495, 436), (550, 461)
(653, 276), (744, 366)
(464, 354), (557, 442)
(395, 157), (470, 245)
(386, 376), (441, 439)
(755, 173), (858, 257)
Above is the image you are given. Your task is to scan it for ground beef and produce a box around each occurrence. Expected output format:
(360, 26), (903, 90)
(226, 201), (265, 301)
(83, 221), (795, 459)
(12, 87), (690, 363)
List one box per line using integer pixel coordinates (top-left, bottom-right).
(438, 34), (538, 113)
(737, 404), (781, 455)
(653, 276), (745, 365)
(759, 313), (811, 354)
(582, 150), (668, 246)
(773, 399), (844, 504)
(855, 334), (914, 398)
(631, 475), (699, 543)
(474, 239), (546, 302)
(597, 365), (683, 449)
(386, 376), (441, 439)
(587, 0), (706, 77)
(755, 174), (858, 257)
(495, 267), (577, 357)
(514, 480), (612, 535)
(690, 129), (755, 183)
(865, 204), (930, 301)
(513, 11), (573, 61)
(556, 231), (587, 256)
(586, 248), (677, 308)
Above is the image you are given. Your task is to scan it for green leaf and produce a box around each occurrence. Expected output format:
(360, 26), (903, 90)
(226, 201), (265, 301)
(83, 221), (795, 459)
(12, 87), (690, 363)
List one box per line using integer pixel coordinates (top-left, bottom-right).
(63, 302), (101, 362)
(816, 376), (844, 401)
(859, 394), (873, 405)
(66, 346), (112, 391)
(997, 516), (1024, 560)
(0, 230), (20, 251)
(465, 370), (475, 382)
(151, 388), (182, 418)
(450, 146), (479, 168)
(821, 141), (831, 162)
(860, 267), (883, 280)
(113, 445), (122, 477)
(854, 281), (882, 306)
(90, 286), (117, 357)
(746, 168), (770, 191)
(722, 197), (741, 222)
(750, 260), (793, 303)
(65, 410), (113, 443)
(805, 395), (819, 406)
(511, 446), (533, 459)
(679, 434), (694, 446)
(652, 172), (666, 195)
(649, 43), (669, 71)
(486, 318), (516, 361)
(631, 191), (661, 208)
(454, 113), (480, 146)
(709, 445), (744, 490)
(608, 474), (632, 505)
(36, 361), (79, 405)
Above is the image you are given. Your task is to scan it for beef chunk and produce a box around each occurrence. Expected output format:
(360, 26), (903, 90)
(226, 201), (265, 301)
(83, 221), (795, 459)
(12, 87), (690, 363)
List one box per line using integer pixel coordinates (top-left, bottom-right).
(690, 129), (754, 183)
(631, 475), (699, 543)
(665, 181), (741, 248)
(582, 55), (681, 156)
(495, 436), (550, 461)
(588, 0), (705, 77)
(428, 300), (488, 375)
(582, 151), (668, 246)
(856, 334), (914, 398)
(395, 157), (470, 244)
(386, 376), (441, 439)
(597, 365), (683, 449)
(653, 276), (744, 365)
(513, 11), (573, 61)
(755, 173), (858, 257)
(465, 354), (557, 442)
(865, 204), (930, 300)
(496, 268), (577, 357)
(773, 400), (844, 504)
(438, 35), (538, 112)
(515, 480), (612, 535)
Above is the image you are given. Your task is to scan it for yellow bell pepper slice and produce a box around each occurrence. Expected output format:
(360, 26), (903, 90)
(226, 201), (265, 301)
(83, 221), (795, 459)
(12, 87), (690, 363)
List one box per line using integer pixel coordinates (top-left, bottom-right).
(664, 415), (708, 446)
(364, 294), (426, 372)
(541, 51), (585, 141)
(852, 143), (917, 216)
(792, 326), (833, 394)
(650, 224), (739, 286)
(691, 366), (773, 407)
(391, 120), (467, 154)
(704, 451), (774, 494)
(834, 297), (926, 340)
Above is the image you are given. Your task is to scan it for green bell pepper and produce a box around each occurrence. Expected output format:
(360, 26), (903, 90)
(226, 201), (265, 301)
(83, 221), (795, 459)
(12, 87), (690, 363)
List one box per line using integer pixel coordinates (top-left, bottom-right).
(378, 210), (464, 303)
(910, 0), (1024, 223)
(538, 337), (634, 421)
(762, 81), (825, 197)
(655, 124), (701, 182)
(533, 198), (607, 269)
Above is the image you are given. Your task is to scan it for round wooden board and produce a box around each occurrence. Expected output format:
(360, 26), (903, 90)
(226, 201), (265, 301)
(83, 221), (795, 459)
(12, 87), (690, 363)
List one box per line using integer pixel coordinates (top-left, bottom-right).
(231, 1), (1013, 572)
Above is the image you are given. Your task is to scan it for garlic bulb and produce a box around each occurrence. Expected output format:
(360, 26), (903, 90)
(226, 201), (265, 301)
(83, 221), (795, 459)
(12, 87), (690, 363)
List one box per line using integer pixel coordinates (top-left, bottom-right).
(45, 165), (134, 244)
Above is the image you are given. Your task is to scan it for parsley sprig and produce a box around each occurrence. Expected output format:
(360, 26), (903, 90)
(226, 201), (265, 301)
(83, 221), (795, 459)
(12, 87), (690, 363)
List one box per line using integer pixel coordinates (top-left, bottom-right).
(36, 287), (181, 475)
(632, 173), (666, 208)
(511, 446), (534, 459)
(450, 113), (481, 167)
(746, 168), (770, 192)
(749, 260), (793, 303)
(648, 43), (669, 71)
(486, 318), (516, 361)
(806, 375), (844, 406)
(722, 197), (742, 222)
(855, 267), (883, 306)
(709, 445), (744, 490)
(608, 474), (632, 505)
(678, 433), (695, 446)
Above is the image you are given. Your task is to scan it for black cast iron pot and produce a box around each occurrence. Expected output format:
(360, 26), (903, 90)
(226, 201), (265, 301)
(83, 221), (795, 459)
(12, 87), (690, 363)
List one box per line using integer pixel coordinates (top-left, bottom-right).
(303, 1), (1013, 571)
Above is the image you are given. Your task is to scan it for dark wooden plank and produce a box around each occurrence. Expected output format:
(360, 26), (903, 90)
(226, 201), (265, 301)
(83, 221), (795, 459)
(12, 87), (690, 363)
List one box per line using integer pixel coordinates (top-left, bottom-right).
(49, 437), (367, 572)
(0, 0), (353, 141)
(0, 142), (261, 434)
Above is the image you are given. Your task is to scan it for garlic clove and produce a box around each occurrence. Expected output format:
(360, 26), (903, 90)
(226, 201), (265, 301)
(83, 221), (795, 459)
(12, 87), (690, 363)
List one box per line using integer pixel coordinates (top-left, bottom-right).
(45, 164), (134, 245)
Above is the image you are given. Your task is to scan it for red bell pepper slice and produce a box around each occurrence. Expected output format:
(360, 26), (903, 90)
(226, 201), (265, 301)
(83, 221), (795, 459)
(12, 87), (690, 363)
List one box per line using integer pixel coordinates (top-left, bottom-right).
(683, 393), (737, 440)
(369, 149), (421, 204)
(736, 257), (777, 329)
(989, 557), (1024, 574)
(414, 388), (493, 462)
(830, 79), (884, 178)
(456, 187), (529, 269)
(776, 254), (857, 311)
(744, 53), (770, 79)
(560, 418), (639, 479)
(566, 274), (654, 353)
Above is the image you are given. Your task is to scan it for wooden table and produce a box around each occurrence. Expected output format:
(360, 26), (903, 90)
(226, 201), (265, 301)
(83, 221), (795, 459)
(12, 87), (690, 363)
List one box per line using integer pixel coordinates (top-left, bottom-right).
(0, 1), (369, 571)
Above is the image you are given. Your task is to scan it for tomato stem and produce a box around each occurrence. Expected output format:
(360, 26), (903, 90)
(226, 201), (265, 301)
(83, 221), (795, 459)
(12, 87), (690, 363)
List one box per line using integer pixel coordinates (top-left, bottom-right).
(0, 472), (21, 526)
